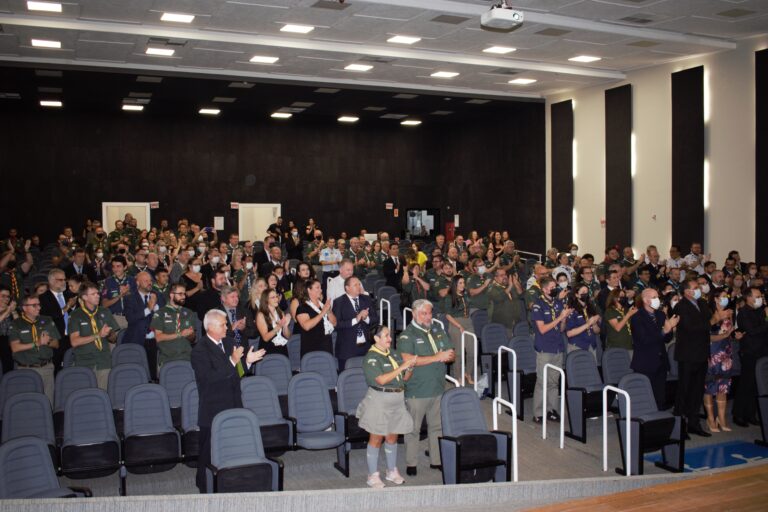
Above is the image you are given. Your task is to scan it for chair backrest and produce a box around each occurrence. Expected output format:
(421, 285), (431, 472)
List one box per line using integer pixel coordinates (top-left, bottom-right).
(255, 354), (293, 395)
(240, 376), (284, 425)
(481, 322), (508, 354)
(54, 367), (97, 413)
(565, 350), (602, 389)
(510, 336), (536, 373)
(1, 392), (55, 446)
(111, 343), (150, 375)
(667, 343), (678, 379)
(159, 360), (195, 408)
(108, 363), (150, 410)
(756, 356), (768, 396)
(300, 351), (338, 389)
(63, 388), (119, 447)
(288, 372), (334, 433)
(513, 322), (531, 337)
(0, 437), (61, 498)
(617, 373), (658, 418)
(287, 334), (302, 372)
(601, 348), (633, 385)
(344, 356), (364, 369)
(471, 309), (489, 339)
(378, 286), (397, 304)
(210, 409), (266, 469)
(0, 370), (44, 420)
(124, 383), (175, 437)
(181, 381), (200, 433)
(336, 368), (368, 414)
(62, 348), (75, 368)
(440, 387), (489, 437)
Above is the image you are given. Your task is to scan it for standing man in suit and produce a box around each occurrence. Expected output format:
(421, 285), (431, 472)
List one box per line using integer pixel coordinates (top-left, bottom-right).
(191, 309), (264, 493)
(39, 268), (76, 372)
(672, 278), (712, 437)
(732, 287), (768, 426)
(64, 248), (97, 283)
(332, 276), (378, 370)
(216, 286), (257, 345)
(383, 242), (404, 292)
(196, 269), (228, 321)
(124, 272), (165, 380)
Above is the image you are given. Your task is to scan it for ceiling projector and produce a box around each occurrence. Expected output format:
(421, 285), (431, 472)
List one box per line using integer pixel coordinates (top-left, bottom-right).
(481, 3), (524, 32)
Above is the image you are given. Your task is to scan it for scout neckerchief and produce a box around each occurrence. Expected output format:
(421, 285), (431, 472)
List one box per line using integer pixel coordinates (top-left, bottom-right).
(80, 302), (103, 350)
(411, 321), (439, 354)
(613, 304), (632, 335)
(579, 302), (593, 336)
(542, 295), (559, 330)
(369, 344), (402, 383)
(20, 314), (39, 349)
(493, 280), (512, 300)
(7, 272), (19, 300)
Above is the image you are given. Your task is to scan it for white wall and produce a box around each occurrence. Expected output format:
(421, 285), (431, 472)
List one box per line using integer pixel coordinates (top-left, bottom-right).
(545, 34), (768, 264)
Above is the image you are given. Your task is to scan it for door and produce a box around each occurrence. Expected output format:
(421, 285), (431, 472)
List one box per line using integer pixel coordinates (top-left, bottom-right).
(102, 202), (151, 232)
(238, 203), (281, 242)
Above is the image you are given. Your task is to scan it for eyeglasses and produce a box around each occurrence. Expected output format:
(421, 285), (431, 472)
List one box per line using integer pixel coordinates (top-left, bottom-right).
(23, 303), (41, 308)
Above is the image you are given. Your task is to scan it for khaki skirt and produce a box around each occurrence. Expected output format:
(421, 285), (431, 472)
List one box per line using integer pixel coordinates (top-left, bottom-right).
(356, 388), (414, 436)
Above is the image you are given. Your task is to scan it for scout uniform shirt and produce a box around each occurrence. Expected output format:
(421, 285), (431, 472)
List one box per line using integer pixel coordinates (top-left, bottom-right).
(101, 274), (136, 316)
(531, 296), (565, 354)
(565, 307), (598, 350)
(397, 321), (452, 399)
(152, 282), (171, 305)
(487, 281), (523, 327)
(363, 345), (406, 389)
(68, 304), (121, 370)
(499, 252), (519, 274)
(8, 315), (60, 366)
(150, 304), (195, 365)
(525, 281), (543, 311)
(303, 241), (322, 266)
(466, 273), (490, 310)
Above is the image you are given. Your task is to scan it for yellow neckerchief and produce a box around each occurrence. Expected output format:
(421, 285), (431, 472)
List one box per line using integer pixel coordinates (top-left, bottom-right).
(411, 321), (439, 354)
(493, 280), (512, 300)
(9, 272), (19, 299)
(21, 314), (39, 348)
(579, 302), (592, 335)
(80, 302), (103, 350)
(542, 295), (559, 330)
(369, 344), (402, 382)
(613, 304), (632, 335)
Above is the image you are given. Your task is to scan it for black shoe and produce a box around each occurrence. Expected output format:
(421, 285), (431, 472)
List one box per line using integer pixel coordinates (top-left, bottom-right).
(733, 417), (749, 428)
(748, 417), (761, 426)
(689, 426), (712, 437)
(430, 464), (442, 470)
(683, 433), (691, 441)
(533, 416), (543, 424)
(406, 466), (417, 476)
(548, 410), (560, 422)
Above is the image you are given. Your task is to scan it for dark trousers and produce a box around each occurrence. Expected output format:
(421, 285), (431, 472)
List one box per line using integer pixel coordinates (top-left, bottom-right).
(675, 361), (707, 429)
(0, 336), (13, 374)
(196, 426), (211, 493)
(643, 368), (667, 411)
(145, 337), (158, 381)
(733, 352), (759, 421)
(52, 335), (71, 374)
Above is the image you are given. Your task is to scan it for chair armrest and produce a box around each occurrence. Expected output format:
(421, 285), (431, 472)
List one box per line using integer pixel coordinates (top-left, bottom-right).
(287, 417), (298, 449)
(567, 386), (588, 392)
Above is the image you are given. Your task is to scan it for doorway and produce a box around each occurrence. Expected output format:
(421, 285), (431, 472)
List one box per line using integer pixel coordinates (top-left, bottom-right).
(101, 202), (151, 232)
(238, 203), (281, 242)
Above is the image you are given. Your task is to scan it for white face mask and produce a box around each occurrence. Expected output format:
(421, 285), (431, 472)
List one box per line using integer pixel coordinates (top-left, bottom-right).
(477, 265), (486, 275)
(755, 297), (764, 308)
(96, 252), (104, 259)
(670, 299), (679, 310)
(570, 249), (578, 256)
(558, 281), (568, 289)
(719, 297), (729, 308)
(198, 235), (204, 241)
(650, 297), (661, 310)
(700, 284), (710, 295)
(246, 262), (254, 270)
(693, 289), (702, 300)
(192, 265), (201, 273)
(211, 256), (220, 265)
(187, 250), (195, 258)
(158, 246), (167, 253)
(198, 246), (206, 253)
(292, 231), (298, 236)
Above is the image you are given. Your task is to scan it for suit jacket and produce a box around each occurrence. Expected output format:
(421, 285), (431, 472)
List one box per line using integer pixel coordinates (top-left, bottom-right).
(630, 309), (673, 374)
(190, 335), (247, 429)
(64, 262), (98, 283)
(39, 289), (67, 339)
(382, 256), (404, 292)
(196, 288), (223, 321)
(215, 304), (258, 343)
(258, 258), (284, 278)
(285, 236), (303, 261)
(332, 294), (378, 361)
(123, 290), (166, 345)
(736, 306), (768, 357)
(672, 298), (712, 363)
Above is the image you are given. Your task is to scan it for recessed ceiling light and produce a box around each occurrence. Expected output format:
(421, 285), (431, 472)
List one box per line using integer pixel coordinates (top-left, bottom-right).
(39, 100), (62, 107)
(338, 116), (359, 123)
(271, 112), (293, 119)
(281, 24), (314, 34)
(250, 55), (279, 64)
(569, 55), (601, 63)
(431, 71), (459, 78)
(401, 119), (422, 126)
(344, 64), (373, 72)
(483, 46), (516, 54)
(146, 47), (175, 57)
(199, 108), (220, 116)
(27, 1), (61, 12)
(31, 39), (61, 49)
(387, 35), (421, 45)
(161, 12), (195, 23)
(508, 78), (537, 85)
(122, 104), (144, 112)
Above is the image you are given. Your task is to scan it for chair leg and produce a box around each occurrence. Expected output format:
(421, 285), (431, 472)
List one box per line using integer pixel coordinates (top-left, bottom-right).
(333, 443), (350, 477)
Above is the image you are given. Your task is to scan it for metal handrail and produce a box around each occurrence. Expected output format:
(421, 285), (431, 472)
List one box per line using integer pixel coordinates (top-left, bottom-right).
(603, 385), (632, 476)
(542, 363), (565, 449)
(497, 346), (517, 415)
(517, 250), (543, 263)
(461, 331), (478, 391)
(403, 307), (413, 329)
(379, 298), (391, 331)
(492, 396), (519, 483)
(432, 317), (445, 330)
(445, 375), (460, 387)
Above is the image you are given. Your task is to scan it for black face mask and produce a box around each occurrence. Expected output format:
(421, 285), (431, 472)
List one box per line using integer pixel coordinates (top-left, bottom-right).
(579, 293), (589, 302)
(315, 236), (322, 241)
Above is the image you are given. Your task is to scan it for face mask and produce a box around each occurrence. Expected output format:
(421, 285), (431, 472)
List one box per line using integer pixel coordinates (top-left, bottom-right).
(211, 256), (220, 265)
(96, 252), (104, 259)
(198, 246), (206, 253)
(224, 271), (230, 279)
(545, 288), (556, 298)
(192, 265), (201, 273)
(570, 249), (578, 256)
(477, 265), (486, 275)
(719, 297), (729, 308)
(141, 244), (149, 249)
(670, 299), (679, 310)
(198, 235), (204, 241)
(187, 250), (195, 257)
(693, 289), (702, 300)
(755, 297), (764, 308)
(700, 284), (710, 295)
(292, 231), (298, 236)
(159, 246), (167, 253)
(650, 297), (661, 310)
(579, 293), (589, 302)
(246, 262), (254, 270)
(558, 281), (568, 289)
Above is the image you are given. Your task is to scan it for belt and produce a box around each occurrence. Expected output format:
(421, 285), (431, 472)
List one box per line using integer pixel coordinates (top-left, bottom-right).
(371, 386), (404, 393)
(17, 360), (51, 368)
(113, 313), (125, 317)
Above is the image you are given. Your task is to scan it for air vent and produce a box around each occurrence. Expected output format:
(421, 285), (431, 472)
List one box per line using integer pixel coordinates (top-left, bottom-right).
(361, 56), (396, 64)
(430, 14), (470, 25)
(393, 93), (418, 99)
(717, 8), (755, 18)
(311, 0), (349, 10)
(278, 106), (306, 113)
(0, 92), (21, 99)
(620, 15), (655, 24)
(213, 97), (237, 103)
(466, 99), (490, 105)
(380, 113), (407, 119)
(431, 110), (453, 115)
(363, 106), (386, 111)
(136, 76), (162, 83)
(35, 69), (63, 77)
(128, 92), (152, 98)
(487, 68), (519, 76)
(229, 82), (254, 88)
(38, 86), (62, 93)
(148, 37), (187, 47)
(291, 101), (315, 107)
(314, 87), (340, 93)
(627, 40), (659, 48)
(535, 28), (571, 37)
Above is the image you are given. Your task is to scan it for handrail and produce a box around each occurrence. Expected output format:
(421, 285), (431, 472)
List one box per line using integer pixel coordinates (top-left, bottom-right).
(379, 298), (391, 331)
(542, 363), (565, 449)
(492, 396), (519, 483)
(461, 331), (478, 391)
(445, 375), (460, 387)
(603, 385), (632, 476)
(403, 307), (413, 329)
(432, 318), (445, 330)
(497, 346), (517, 416)
(516, 250), (542, 263)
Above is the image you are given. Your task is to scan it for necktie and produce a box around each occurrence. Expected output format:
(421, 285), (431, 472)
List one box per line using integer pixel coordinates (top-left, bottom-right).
(353, 297), (364, 339)
(144, 294), (149, 307)
(57, 293), (69, 335)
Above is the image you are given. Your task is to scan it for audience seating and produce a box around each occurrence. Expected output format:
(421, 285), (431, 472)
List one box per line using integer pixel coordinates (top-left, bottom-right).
(53, 367), (97, 442)
(0, 370), (44, 430)
(255, 354), (292, 417)
(438, 387), (512, 485)
(123, 384), (181, 474)
(1, 392), (57, 466)
(62, 348), (75, 368)
(601, 348), (633, 387)
(107, 363), (150, 435)
(335, 367), (370, 450)
(565, 350), (605, 443)
(286, 334), (302, 372)
(344, 356), (364, 369)
(300, 351), (339, 412)
(507, 336), (537, 421)
(479, 323), (509, 397)
(665, 343), (678, 409)
(158, 360), (195, 428)
(112, 344), (151, 377)
(180, 381), (200, 465)
(755, 356), (768, 447)
(240, 376), (294, 455)
(513, 321), (531, 337)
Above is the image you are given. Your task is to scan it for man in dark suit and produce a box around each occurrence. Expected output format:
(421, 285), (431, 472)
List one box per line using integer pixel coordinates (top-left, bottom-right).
(124, 271), (165, 380)
(216, 285), (257, 344)
(672, 278), (712, 437)
(733, 287), (768, 426)
(63, 248), (98, 283)
(258, 245), (284, 278)
(382, 242), (404, 292)
(191, 309), (264, 493)
(332, 276), (378, 370)
(39, 268), (75, 372)
(196, 269), (228, 321)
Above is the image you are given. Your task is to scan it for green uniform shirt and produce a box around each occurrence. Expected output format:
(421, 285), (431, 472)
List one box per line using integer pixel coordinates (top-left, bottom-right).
(362, 347), (406, 389)
(68, 306), (121, 370)
(442, 294), (469, 318)
(429, 275), (451, 313)
(525, 283), (543, 311)
(466, 274), (490, 310)
(8, 315), (60, 365)
(107, 229), (124, 248)
(402, 279), (429, 305)
(604, 307), (634, 350)
(544, 259), (557, 269)
(150, 305), (195, 365)
(304, 241), (322, 265)
(499, 252), (519, 274)
(397, 322), (452, 399)
(487, 282), (523, 328)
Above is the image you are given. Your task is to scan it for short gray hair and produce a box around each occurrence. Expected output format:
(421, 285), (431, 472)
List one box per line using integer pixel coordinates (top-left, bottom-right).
(47, 268), (64, 284)
(203, 309), (227, 331)
(412, 299), (433, 315)
(219, 285), (239, 299)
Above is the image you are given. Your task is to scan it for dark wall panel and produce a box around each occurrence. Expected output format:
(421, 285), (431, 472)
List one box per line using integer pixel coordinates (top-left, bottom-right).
(550, 100), (574, 250)
(671, 66), (704, 251)
(605, 84), (632, 248)
(757, 49), (768, 264)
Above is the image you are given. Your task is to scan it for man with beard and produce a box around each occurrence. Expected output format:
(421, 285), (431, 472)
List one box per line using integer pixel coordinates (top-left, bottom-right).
(151, 283), (197, 365)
